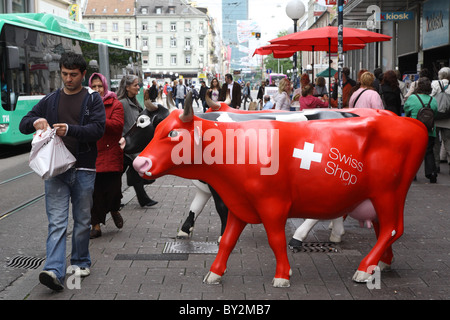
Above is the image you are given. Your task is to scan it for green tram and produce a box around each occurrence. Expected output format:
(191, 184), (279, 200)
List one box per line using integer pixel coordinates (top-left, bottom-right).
(0, 13), (143, 146)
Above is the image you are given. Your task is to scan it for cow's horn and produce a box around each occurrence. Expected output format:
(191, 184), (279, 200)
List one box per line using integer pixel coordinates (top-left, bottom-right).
(166, 91), (177, 112)
(205, 89), (221, 111)
(224, 91), (231, 105)
(144, 99), (159, 111)
(179, 92), (193, 122)
(156, 89), (164, 105)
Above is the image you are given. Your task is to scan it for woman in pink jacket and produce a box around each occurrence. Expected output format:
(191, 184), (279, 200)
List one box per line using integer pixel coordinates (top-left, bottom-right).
(299, 84), (329, 110)
(89, 73), (124, 238)
(348, 72), (384, 109)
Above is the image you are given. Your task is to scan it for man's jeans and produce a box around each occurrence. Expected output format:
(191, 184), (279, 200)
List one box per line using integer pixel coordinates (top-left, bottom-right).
(175, 98), (185, 109)
(43, 169), (95, 283)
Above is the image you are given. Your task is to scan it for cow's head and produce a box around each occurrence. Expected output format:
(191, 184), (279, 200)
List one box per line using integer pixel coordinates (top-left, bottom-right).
(133, 92), (198, 179)
(122, 90), (176, 154)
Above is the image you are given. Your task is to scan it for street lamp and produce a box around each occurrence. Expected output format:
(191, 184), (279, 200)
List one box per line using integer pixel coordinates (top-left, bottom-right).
(286, 0), (305, 88)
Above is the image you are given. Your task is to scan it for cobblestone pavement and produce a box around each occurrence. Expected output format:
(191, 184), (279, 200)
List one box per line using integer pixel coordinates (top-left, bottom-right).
(1, 163), (450, 302)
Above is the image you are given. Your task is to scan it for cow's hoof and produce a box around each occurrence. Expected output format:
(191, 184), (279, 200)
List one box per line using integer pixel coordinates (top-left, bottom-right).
(352, 270), (372, 283)
(288, 238), (302, 249)
(329, 232), (342, 243)
(272, 278), (290, 288)
(203, 271), (222, 285)
(176, 230), (190, 239)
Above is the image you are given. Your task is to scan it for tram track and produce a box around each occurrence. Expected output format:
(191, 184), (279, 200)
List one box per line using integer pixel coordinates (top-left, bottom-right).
(0, 193), (45, 221)
(0, 170), (45, 221)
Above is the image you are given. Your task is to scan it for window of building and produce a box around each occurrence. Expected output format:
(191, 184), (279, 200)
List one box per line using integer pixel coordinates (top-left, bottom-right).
(125, 38), (131, 47)
(156, 7), (162, 14)
(185, 21), (191, 32)
(88, 23), (94, 32)
(185, 38), (191, 47)
(101, 23), (107, 32)
(185, 54), (191, 65)
(156, 22), (162, 32)
(169, 6), (175, 14)
(171, 55), (177, 65)
(170, 37), (177, 47)
(199, 38), (204, 47)
(156, 54), (163, 66)
(142, 38), (148, 47)
(156, 37), (163, 48)
(170, 22), (176, 32)
(124, 23), (131, 32)
(113, 37), (119, 42)
(142, 23), (148, 31)
(113, 23), (118, 32)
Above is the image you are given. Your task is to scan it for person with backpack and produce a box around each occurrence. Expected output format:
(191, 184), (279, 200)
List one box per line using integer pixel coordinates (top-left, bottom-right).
(404, 77), (438, 183)
(431, 67), (450, 174)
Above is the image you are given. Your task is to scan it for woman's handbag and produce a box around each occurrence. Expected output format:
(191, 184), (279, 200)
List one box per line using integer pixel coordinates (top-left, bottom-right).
(29, 127), (76, 179)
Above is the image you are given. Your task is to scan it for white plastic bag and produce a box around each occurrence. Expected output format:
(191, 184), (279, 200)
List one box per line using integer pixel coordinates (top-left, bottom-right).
(29, 127), (76, 179)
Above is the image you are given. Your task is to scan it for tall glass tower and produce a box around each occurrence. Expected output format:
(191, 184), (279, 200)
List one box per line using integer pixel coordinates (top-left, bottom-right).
(222, 0), (248, 71)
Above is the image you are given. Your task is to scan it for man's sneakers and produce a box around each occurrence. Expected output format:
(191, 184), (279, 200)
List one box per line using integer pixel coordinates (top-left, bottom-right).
(39, 270), (64, 291)
(75, 267), (90, 278)
(39, 267), (90, 291)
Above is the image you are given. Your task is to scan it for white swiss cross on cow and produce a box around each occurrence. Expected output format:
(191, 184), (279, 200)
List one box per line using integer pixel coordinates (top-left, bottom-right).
(292, 142), (322, 170)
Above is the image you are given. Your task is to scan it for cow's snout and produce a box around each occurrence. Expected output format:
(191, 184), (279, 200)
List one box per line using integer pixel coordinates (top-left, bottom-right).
(133, 156), (153, 177)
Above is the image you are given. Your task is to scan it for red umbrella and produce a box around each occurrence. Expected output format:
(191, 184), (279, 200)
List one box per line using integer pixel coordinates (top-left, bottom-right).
(253, 43), (365, 57)
(253, 46), (297, 59)
(254, 42), (366, 89)
(269, 26), (391, 92)
(270, 26), (392, 46)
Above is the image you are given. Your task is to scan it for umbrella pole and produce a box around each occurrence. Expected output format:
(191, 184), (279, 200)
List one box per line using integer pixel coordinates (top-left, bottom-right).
(312, 46), (314, 84)
(328, 38), (331, 104)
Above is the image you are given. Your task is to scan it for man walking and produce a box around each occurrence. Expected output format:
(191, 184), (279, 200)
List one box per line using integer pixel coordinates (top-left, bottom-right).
(19, 52), (105, 291)
(219, 73), (242, 108)
(175, 78), (187, 109)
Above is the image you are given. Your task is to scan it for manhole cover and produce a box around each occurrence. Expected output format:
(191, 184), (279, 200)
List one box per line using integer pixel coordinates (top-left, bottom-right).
(7, 256), (45, 270)
(163, 241), (219, 254)
(290, 242), (339, 253)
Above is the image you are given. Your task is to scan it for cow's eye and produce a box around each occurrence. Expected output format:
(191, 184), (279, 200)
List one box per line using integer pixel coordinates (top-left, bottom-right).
(168, 130), (179, 138)
(136, 115), (151, 128)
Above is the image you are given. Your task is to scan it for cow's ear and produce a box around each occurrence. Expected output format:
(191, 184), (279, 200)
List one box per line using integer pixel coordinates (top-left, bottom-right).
(194, 125), (202, 146)
(179, 92), (194, 122)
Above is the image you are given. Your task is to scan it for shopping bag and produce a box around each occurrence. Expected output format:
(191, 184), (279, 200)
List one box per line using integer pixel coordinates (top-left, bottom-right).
(29, 127), (76, 179)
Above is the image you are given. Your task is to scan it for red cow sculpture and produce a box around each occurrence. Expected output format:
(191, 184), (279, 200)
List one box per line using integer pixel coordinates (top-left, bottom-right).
(134, 93), (428, 287)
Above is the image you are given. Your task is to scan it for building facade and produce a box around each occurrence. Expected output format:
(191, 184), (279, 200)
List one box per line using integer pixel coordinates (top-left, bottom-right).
(82, 0), (137, 50)
(222, 0), (248, 71)
(0, 0), (78, 17)
(136, 0), (210, 85)
(82, 0), (219, 85)
(300, 0), (449, 84)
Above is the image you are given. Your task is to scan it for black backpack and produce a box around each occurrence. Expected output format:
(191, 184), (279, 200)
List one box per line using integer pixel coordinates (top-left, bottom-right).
(415, 94), (434, 131)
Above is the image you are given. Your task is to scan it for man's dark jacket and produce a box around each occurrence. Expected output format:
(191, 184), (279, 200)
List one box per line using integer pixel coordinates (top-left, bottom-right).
(19, 88), (105, 169)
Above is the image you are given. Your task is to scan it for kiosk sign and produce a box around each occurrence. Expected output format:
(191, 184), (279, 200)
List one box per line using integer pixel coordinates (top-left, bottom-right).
(378, 12), (414, 21)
